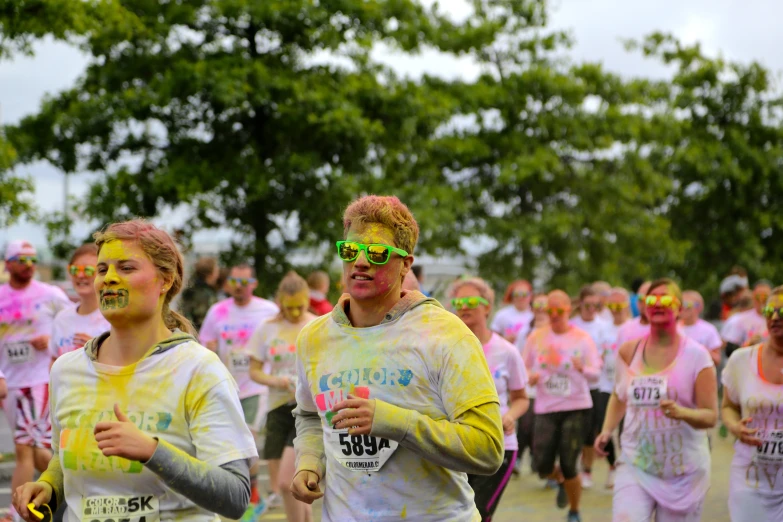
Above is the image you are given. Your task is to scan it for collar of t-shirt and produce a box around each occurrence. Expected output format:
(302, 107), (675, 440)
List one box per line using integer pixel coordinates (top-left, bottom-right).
(331, 290), (441, 327)
(83, 330), (196, 361)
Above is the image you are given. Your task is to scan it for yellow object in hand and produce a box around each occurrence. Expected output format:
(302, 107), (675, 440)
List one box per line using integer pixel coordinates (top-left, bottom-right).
(27, 503), (52, 522)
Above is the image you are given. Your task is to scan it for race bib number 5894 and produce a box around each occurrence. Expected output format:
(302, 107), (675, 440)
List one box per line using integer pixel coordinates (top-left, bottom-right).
(328, 430), (398, 472)
(82, 495), (159, 522)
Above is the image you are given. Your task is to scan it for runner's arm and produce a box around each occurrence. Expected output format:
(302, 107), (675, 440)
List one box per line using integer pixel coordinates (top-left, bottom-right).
(676, 366), (718, 429)
(143, 442), (250, 519)
(371, 400), (503, 475)
(38, 388), (63, 511)
(292, 357), (326, 479)
(581, 336), (602, 383)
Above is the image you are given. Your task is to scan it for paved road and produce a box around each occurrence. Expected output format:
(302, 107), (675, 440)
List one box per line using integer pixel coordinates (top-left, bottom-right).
(257, 434), (734, 522)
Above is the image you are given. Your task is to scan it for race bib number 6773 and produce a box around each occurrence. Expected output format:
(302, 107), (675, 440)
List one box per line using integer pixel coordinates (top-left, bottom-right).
(82, 495), (159, 522)
(629, 376), (667, 407)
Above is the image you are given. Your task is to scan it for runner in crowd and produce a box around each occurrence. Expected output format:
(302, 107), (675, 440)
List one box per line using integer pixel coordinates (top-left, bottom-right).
(722, 281), (772, 357)
(12, 220), (257, 522)
(592, 287), (631, 489)
(401, 269), (420, 291)
(492, 280), (534, 344)
(595, 278), (717, 522)
(679, 290), (722, 366)
(0, 240), (72, 521)
(451, 277), (529, 521)
(616, 281), (652, 346)
(249, 271), (317, 522)
(570, 285), (613, 489)
(199, 265), (279, 515)
(49, 244), (110, 361)
(180, 256), (220, 331)
(291, 195), (503, 521)
(592, 281), (614, 323)
(523, 290), (601, 522)
(306, 271), (333, 316)
(721, 286), (783, 521)
(514, 293), (549, 475)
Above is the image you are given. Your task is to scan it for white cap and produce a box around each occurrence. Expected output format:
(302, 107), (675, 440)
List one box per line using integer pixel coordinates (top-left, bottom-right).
(719, 274), (748, 295)
(4, 240), (36, 261)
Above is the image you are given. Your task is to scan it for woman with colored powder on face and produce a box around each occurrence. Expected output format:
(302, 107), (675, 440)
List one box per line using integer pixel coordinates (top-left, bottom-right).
(595, 278), (717, 522)
(291, 195), (503, 522)
(491, 280), (534, 344)
(513, 293), (548, 476)
(49, 244), (110, 362)
(450, 277), (529, 521)
(523, 290), (601, 522)
(248, 271), (317, 522)
(721, 286), (783, 521)
(12, 220), (258, 522)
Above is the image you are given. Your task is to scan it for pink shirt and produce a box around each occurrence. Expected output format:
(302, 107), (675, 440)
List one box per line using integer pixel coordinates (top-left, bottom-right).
(0, 280), (72, 388)
(523, 325), (600, 414)
(680, 319), (722, 352)
(483, 333), (527, 450)
(200, 297), (279, 399)
(616, 317), (650, 347)
(616, 335), (713, 512)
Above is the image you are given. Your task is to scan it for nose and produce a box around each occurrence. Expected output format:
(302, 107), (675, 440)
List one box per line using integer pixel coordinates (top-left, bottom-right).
(354, 250), (371, 269)
(104, 265), (120, 284)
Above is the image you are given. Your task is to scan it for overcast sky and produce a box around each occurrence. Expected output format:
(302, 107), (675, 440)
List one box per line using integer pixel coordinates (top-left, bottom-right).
(2, 0), (782, 253)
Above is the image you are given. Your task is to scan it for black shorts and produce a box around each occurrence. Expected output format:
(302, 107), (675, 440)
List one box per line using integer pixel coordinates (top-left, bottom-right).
(592, 390), (611, 438)
(533, 409), (590, 480)
(468, 450), (518, 521)
(263, 403), (296, 460)
(584, 389), (602, 445)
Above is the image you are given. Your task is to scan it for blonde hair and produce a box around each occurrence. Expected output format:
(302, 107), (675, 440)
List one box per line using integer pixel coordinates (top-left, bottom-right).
(343, 195), (419, 255)
(449, 277), (496, 309)
(307, 270), (330, 290)
(93, 220), (195, 336)
(647, 278), (683, 302)
(277, 270), (309, 300)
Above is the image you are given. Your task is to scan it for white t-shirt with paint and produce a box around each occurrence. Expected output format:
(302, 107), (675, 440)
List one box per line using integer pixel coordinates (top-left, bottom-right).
(49, 307), (111, 359)
(490, 306), (534, 341)
(0, 280), (73, 388)
(248, 315), (316, 411)
(570, 316), (613, 390)
(483, 333), (527, 451)
(49, 338), (258, 522)
(598, 321), (625, 393)
(681, 319), (722, 353)
(295, 299), (499, 522)
(721, 309), (768, 347)
(199, 297), (279, 399)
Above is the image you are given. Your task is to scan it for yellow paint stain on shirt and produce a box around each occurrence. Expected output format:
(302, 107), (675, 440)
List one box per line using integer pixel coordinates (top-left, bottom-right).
(400, 505), (407, 518)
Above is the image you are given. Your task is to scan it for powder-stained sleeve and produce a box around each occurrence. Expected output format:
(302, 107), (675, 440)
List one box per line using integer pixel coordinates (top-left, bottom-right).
(582, 335), (602, 383)
(144, 440), (251, 519)
(39, 373), (63, 510)
(293, 355), (326, 478)
(371, 400), (503, 475)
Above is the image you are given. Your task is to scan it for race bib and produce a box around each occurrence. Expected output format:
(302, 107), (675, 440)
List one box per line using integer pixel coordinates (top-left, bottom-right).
(755, 429), (783, 464)
(82, 495), (159, 522)
(629, 376), (667, 407)
(229, 351), (250, 373)
(5, 341), (33, 364)
(544, 374), (571, 397)
(604, 358), (616, 382)
(328, 430), (398, 472)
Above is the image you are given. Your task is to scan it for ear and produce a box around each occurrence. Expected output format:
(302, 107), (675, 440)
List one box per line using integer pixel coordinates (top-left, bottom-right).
(401, 254), (415, 276)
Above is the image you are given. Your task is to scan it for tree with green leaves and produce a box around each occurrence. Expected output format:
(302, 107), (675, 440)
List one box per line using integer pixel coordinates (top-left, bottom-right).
(629, 33), (783, 293)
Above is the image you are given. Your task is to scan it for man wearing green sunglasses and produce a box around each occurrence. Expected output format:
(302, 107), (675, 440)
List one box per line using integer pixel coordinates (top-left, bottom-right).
(291, 195), (503, 521)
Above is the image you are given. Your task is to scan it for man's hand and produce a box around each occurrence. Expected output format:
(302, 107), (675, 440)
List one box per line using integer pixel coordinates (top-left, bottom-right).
(30, 336), (49, 351)
(94, 404), (158, 462)
(501, 413), (515, 435)
(290, 470), (324, 504)
(72, 333), (93, 349)
(331, 394), (377, 435)
(571, 356), (584, 373)
(528, 373), (540, 386)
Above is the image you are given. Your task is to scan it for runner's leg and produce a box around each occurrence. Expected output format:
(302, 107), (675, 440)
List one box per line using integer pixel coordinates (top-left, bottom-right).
(612, 467), (656, 522)
(560, 410), (588, 515)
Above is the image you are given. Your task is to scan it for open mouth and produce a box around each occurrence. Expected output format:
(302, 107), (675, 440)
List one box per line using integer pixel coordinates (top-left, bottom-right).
(100, 289), (129, 309)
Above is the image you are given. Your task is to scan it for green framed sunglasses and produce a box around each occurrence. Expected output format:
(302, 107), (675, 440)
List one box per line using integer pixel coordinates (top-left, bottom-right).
(336, 241), (409, 265)
(451, 296), (489, 309)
